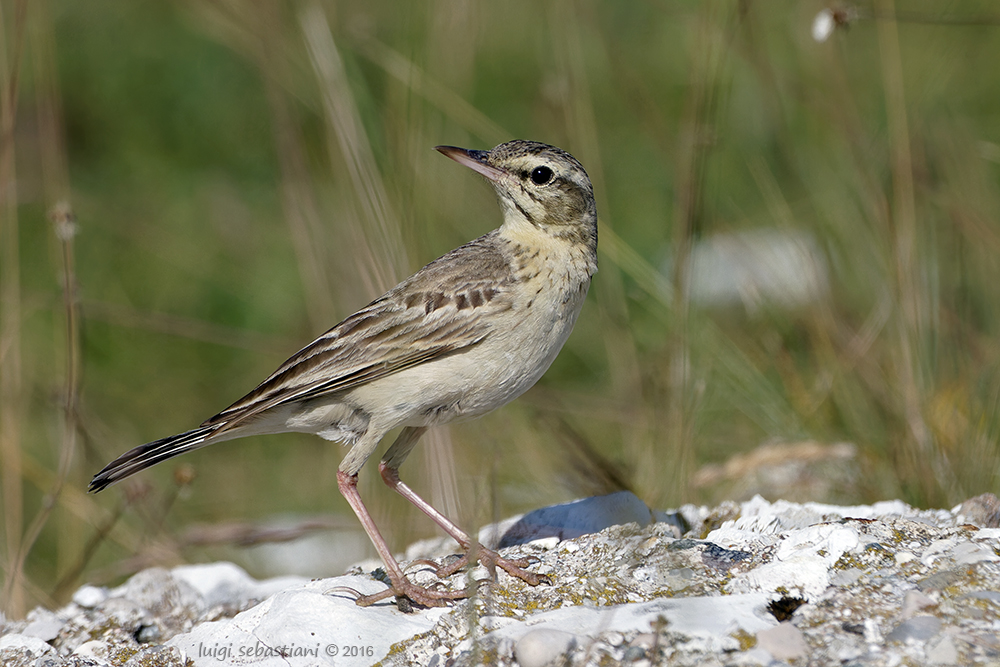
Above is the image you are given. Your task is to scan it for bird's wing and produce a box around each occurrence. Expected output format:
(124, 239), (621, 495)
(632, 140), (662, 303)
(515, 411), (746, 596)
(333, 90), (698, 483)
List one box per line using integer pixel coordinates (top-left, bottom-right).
(203, 233), (514, 433)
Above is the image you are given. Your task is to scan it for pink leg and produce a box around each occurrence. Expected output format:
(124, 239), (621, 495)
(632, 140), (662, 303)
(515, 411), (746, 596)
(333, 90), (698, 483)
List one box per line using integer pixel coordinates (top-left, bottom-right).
(378, 462), (548, 586)
(336, 470), (466, 607)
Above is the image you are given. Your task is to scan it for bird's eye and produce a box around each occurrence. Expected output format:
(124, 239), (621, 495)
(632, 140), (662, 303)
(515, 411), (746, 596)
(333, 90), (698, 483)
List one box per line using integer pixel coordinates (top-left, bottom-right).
(530, 166), (554, 185)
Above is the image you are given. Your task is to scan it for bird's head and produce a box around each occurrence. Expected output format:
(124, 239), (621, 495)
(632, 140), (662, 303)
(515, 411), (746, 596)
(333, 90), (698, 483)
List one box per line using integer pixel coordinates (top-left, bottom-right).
(436, 140), (597, 252)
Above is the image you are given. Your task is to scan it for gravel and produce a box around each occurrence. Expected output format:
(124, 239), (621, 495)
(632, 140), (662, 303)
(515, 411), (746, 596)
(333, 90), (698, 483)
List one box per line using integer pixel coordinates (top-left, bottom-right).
(2, 492), (999, 666)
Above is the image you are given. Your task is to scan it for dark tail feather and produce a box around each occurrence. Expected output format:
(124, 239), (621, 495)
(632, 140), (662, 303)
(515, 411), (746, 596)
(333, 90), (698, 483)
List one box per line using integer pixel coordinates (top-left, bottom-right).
(89, 425), (220, 492)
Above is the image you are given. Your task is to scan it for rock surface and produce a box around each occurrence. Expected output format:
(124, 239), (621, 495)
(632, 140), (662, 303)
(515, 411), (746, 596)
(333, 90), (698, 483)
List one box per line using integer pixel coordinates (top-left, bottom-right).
(2, 492), (1000, 666)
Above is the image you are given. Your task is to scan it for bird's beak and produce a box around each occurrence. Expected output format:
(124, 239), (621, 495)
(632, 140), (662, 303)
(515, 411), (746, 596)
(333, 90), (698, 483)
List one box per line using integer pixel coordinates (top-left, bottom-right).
(435, 145), (506, 183)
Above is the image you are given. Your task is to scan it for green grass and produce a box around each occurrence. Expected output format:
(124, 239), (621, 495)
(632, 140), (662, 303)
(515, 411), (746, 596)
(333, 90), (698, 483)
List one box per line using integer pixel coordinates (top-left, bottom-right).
(3, 0), (1000, 615)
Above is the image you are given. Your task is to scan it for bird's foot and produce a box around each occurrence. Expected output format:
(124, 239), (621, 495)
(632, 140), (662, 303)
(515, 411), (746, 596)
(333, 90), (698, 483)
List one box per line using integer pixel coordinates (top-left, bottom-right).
(358, 576), (467, 609)
(435, 547), (550, 586)
(332, 550), (548, 610)
(329, 572), (468, 610)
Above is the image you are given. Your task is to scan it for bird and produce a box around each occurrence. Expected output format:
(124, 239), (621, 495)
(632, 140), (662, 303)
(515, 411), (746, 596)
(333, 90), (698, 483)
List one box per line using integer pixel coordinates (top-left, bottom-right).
(90, 139), (598, 608)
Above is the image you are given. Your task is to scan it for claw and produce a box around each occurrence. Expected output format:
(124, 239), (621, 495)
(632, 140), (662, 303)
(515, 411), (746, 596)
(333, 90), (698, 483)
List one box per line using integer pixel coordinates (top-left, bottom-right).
(353, 587), (401, 606)
(325, 585), (363, 600)
(405, 558), (444, 574)
(352, 579), (467, 609)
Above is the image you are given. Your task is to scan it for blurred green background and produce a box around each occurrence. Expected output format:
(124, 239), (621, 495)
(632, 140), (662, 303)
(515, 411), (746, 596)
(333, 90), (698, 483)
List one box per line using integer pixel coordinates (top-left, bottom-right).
(4, 0), (1000, 615)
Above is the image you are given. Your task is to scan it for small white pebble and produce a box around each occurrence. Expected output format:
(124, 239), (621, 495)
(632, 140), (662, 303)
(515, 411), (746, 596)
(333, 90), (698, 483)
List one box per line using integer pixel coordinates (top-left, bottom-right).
(863, 618), (882, 644)
(895, 551), (916, 565)
(73, 640), (112, 666)
(564, 542), (580, 553)
(514, 629), (577, 667)
(527, 536), (560, 550)
(72, 584), (107, 608)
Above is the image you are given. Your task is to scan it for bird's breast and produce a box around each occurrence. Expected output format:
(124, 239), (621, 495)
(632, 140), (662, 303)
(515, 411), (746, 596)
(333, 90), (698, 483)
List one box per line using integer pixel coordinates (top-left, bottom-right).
(348, 251), (592, 429)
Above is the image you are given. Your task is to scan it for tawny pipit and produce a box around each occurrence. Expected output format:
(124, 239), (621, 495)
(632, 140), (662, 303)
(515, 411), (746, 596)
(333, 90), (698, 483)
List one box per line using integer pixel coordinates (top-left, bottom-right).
(90, 140), (598, 607)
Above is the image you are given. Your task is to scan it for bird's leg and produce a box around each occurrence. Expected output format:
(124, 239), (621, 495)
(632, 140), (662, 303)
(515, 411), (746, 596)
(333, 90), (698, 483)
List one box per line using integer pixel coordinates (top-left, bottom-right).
(377, 461), (548, 587)
(335, 470), (466, 607)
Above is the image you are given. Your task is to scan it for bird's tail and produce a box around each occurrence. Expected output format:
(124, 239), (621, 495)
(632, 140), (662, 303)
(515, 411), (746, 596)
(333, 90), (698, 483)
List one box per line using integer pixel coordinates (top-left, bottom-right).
(89, 424), (222, 492)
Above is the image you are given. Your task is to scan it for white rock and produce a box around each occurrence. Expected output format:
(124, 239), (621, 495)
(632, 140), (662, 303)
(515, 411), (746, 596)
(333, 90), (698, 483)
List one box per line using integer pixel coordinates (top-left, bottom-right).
(927, 635), (959, 665)
(526, 536), (560, 550)
(167, 576), (447, 667)
(921, 539), (955, 566)
(487, 593), (774, 651)
(514, 629), (577, 667)
(900, 590), (936, 619)
(757, 621), (809, 660)
(0, 633), (54, 655)
(6, 494), (1000, 667)
(706, 508), (861, 597)
(22, 609), (62, 641)
(773, 524), (859, 563)
(951, 541), (998, 565)
(864, 617), (882, 643)
(723, 523), (859, 597)
(72, 584), (108, 608)
(173, 561), (305, 609)
(73, 639), (112, 665)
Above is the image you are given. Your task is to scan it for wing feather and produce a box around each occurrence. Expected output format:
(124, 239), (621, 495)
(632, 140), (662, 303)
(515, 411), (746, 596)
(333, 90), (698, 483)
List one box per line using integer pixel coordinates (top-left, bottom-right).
(202, 231), (514, 433)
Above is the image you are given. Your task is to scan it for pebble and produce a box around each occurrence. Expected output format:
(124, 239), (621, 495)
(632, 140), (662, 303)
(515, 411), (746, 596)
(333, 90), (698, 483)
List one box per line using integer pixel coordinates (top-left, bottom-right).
(926, 635), (959, 665)
(886, 615), (942, 643)
(21, 611), (62, 642)
(513, 629), (577, 667)
(72, 640), (112, 665)
(956, 492), (1000, 528)
(756, 621), (809, 660)
(71, 584), (107, 608)
(900, 590), (936, 619)
(0, 633), (54, 656)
